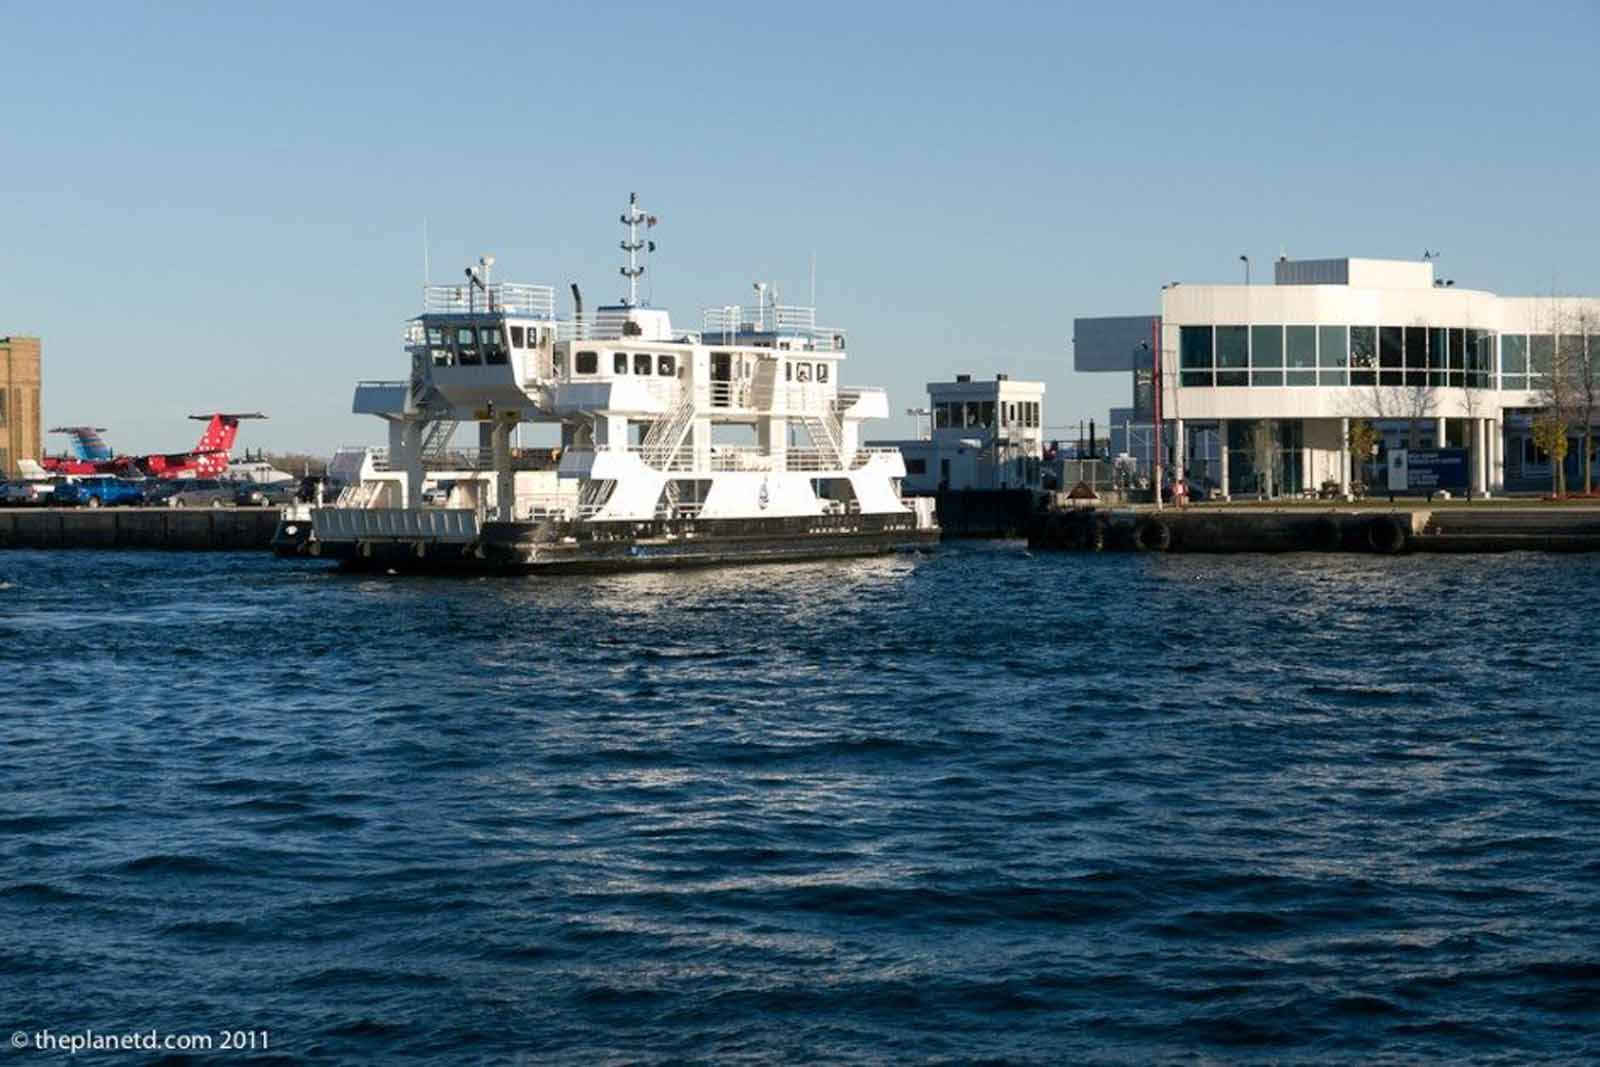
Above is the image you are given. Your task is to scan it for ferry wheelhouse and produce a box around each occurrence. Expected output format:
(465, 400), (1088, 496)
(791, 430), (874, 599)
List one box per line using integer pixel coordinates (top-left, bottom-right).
(276, 195), (938, 572)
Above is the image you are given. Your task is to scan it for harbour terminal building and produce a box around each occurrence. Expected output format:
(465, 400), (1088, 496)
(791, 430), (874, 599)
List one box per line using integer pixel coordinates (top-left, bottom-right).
(1075, 258), (1600, 497)
(874, 374), (1046, 493)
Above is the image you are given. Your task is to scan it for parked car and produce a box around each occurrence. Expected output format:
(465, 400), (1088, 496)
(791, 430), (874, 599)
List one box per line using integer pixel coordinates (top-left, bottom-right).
(2, 478), (69, 506)
(296, 475), (344, 504)
(420, 480), (456, 505)
(51, 478), (146, 508)
(234, 482), (296, 506)
(159, 479), (235, 508)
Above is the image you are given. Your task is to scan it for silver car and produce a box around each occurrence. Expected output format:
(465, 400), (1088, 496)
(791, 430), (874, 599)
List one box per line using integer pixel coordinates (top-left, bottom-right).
(2, 478), (68, 506)
(164, 479), (235, 508)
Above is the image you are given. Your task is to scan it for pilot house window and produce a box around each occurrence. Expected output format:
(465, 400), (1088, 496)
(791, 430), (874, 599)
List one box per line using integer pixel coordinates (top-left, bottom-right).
(482, 326), (507, 365)
(575, 350), (598, 375)
(817, 363), (830, 383)
(614, 352), (628, 374)
(633, 353), (652, 375)
(510, 325), (525, 348)
(456, 326), (481, 365)
(658, 354), (676, 376)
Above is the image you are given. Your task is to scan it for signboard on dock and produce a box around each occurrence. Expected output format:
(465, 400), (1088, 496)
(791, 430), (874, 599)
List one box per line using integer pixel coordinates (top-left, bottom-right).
(1387, 449), (1469, 493)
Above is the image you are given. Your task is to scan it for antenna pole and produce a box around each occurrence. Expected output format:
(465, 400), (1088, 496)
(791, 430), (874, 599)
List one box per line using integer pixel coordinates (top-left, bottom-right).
(619, 192), (645, 307)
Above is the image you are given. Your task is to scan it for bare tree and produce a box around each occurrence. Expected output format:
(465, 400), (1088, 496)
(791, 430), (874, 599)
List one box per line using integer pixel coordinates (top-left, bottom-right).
(261, 451), (328, 477)
(1569, 304), (1600, 494)
(1534, 299), (1582, 496)
(1248, 420), (1281, 498)
(1343, 377), (1438, 464)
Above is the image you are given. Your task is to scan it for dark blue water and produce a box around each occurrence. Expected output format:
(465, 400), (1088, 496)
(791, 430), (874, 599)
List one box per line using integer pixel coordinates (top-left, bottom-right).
(2, 546), (1598, 1063)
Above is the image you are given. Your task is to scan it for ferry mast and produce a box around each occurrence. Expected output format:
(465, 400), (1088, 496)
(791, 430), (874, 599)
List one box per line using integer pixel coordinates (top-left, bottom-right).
(618, 191), (653, 308)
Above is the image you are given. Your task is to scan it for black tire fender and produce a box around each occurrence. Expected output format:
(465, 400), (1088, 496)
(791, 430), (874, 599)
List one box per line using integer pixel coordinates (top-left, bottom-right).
(1367, 514), (1408, 554)
(1136, 516), (1172, 552)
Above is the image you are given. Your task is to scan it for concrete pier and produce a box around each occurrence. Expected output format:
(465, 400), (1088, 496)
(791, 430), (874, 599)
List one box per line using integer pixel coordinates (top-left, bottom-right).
(1028, 506), (1600, 554)
(0, 508), (282, 551)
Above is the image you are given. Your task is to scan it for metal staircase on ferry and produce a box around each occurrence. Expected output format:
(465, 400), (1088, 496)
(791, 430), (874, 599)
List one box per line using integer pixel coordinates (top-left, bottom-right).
(796, 407), (848, 469)
(420, 419), (459, 464)
(335, 481), (387, 508)
(639, 391), (696, 471)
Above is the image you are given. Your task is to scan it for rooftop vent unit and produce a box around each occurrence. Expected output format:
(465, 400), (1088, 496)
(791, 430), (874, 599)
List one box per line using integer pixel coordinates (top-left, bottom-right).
(956, 374), (972, 383)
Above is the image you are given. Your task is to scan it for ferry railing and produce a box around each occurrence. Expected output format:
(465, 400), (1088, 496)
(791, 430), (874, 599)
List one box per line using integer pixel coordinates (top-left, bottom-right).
(850, 446), (900, 468)
(811, 328), (847, 352)
(777, 383), (838, 412)
(785, 448), (842, 472)
(555, 317), (591, 342)
(779, 446), (900, 472)
(422, 283), (555, 318)
(709, 381), (755, 408)
(701, 304), (816, 334)
(515, 494), (595, 521)
(369, 447), (557, 473)
(699, 305), (845, 351)
(708, 446), (773, 472)
(655, 501), (705, 520)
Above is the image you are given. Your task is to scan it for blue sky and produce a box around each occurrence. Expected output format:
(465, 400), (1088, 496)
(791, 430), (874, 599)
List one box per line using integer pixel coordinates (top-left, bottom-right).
(3, 1), (1597, 453)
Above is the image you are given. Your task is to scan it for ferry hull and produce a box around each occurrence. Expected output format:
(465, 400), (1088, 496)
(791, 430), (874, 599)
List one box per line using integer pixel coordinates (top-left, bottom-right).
(275, 514), (938, 575)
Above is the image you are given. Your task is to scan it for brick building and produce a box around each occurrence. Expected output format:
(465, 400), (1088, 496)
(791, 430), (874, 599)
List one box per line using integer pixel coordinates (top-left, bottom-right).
(1, 335), (42, 477)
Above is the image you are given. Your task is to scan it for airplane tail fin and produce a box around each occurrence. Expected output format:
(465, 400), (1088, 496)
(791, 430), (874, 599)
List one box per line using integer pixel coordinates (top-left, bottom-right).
(48, 426), (113, 461)
(189, 412), (265, 458)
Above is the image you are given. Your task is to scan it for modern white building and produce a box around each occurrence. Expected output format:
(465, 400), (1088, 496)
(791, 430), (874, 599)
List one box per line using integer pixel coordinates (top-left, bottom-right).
(876, 374), (1046, 493)
(1076, 258), (1600, 497)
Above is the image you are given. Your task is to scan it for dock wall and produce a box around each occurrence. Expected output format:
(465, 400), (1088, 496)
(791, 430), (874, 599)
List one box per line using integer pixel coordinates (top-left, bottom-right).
(928, 489), (1041, 539)
(1029, 507), (1600, 554)
(0, 508), (281, 551)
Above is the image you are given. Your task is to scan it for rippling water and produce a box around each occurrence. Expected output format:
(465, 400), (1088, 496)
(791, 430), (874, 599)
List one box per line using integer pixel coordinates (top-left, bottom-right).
(2, 546), (1598, 1063)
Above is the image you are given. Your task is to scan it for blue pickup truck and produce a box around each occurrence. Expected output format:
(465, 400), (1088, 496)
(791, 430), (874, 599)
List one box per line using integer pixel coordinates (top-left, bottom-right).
(51, 478), (147, 508)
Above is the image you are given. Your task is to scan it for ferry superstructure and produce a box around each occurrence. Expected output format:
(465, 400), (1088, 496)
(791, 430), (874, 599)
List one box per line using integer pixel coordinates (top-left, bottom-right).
(275, 195), (938, 572)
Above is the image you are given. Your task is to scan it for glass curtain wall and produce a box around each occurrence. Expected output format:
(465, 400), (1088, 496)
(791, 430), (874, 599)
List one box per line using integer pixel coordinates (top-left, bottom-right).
(1216, 327), (1248, 386)
(1174, 323), (1499, 391)
(1225, 419), (1305, 498)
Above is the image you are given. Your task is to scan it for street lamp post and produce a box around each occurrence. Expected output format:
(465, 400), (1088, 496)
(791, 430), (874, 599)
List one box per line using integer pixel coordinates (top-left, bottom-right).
(1239, 254), (1251, 286)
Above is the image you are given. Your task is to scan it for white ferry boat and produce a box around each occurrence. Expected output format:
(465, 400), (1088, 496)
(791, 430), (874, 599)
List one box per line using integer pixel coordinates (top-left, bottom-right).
(274, 195), (939, 573)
